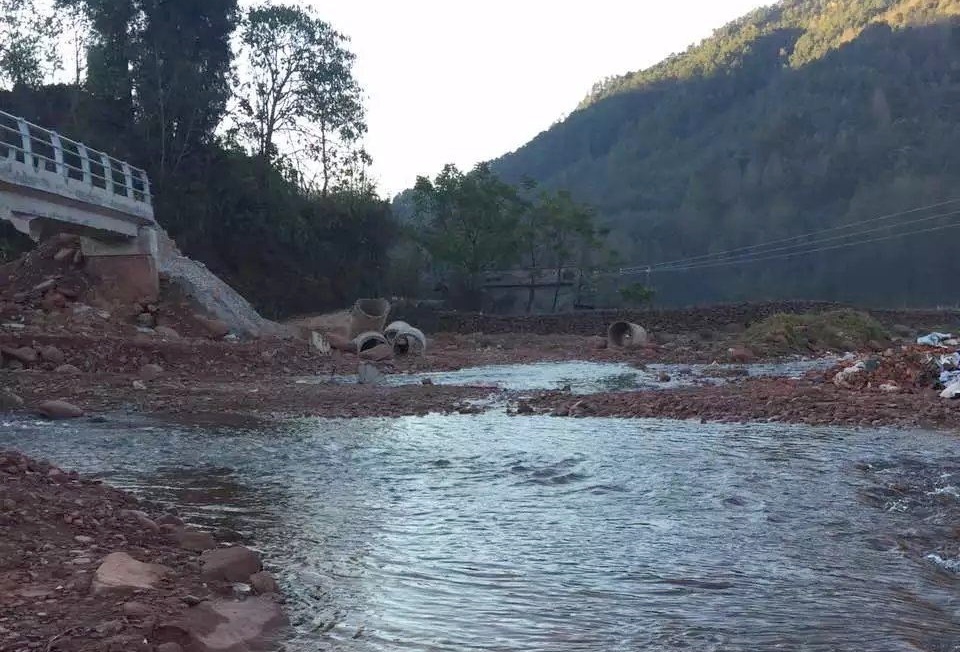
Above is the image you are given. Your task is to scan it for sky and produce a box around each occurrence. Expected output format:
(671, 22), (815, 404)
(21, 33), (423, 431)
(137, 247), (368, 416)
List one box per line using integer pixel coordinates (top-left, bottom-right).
(306, 0), (770, 197)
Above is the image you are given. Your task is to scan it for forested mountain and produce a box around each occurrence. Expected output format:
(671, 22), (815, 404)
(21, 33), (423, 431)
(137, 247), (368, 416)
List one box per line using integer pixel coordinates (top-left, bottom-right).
(492, 0), (960, 307)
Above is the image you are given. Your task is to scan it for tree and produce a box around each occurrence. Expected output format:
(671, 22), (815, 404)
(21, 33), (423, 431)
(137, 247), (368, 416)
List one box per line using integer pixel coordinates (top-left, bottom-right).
(0, 0), (60, 89)
(619, 283), (656, 307)
(413, 163), (524, 308)
(134, 0), (238, 180)
(537, 190), (605, 312)
(238, 4), (365, 194)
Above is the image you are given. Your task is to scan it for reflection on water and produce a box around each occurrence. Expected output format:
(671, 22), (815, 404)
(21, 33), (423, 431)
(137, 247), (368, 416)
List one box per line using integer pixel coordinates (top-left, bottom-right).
(2, 412), (959, 651)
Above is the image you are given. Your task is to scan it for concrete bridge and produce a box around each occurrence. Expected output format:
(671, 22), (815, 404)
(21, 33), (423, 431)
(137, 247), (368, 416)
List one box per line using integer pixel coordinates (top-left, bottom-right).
(0, 109), (159, 299)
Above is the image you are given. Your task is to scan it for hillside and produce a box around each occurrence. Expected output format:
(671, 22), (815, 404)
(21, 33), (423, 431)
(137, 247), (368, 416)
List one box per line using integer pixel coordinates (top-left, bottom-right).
(492, 0), (960, 307)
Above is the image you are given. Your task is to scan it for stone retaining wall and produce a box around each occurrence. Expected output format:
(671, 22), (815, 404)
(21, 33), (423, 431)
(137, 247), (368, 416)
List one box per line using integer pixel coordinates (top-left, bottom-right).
(390, 301), (960, 336)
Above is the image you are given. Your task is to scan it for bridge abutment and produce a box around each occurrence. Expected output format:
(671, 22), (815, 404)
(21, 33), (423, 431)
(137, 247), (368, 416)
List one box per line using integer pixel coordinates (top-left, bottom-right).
(81, 227), (160, 302)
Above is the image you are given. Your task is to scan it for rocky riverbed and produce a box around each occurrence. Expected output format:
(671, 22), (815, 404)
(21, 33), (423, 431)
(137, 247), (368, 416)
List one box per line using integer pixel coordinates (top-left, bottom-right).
(0, 450), (286, 652)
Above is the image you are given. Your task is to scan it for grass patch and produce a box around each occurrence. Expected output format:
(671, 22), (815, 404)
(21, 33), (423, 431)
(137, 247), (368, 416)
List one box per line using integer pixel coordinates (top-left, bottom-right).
(742, 310), (889, 356)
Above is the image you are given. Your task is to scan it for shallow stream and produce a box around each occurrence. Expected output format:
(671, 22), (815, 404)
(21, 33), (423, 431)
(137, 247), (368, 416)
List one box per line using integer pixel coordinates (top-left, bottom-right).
(3, 402), (960, 651)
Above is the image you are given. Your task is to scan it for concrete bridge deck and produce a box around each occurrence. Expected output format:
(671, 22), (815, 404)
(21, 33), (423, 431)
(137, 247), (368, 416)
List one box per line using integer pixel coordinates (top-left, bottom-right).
(0, 109), (160, 299)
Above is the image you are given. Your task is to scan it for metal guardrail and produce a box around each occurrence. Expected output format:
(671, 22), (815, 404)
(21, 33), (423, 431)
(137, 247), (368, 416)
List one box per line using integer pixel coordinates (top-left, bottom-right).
(0, 109), (152, 207)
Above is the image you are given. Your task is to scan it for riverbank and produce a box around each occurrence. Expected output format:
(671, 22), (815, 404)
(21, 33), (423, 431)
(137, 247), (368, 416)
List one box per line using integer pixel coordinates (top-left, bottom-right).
(0, 450), (286, 652)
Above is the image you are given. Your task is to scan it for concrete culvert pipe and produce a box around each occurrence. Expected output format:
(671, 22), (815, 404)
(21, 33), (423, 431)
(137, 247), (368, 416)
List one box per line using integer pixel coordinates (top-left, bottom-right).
(349, 298), (390, 338)
(383, 321), (411, 343)
(607, 321), (648, 349)
(390, 325), (427, 357)
(352, 331), (390, 353)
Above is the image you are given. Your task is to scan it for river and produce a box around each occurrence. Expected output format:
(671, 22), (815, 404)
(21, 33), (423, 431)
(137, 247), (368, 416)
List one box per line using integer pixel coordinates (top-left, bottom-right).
(2, 364), (960, 650)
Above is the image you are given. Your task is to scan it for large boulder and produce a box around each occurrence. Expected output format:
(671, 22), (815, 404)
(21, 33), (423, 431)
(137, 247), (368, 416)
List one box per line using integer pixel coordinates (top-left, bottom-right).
(2, 346), (38, 365)
(200, 546), (262, 583)
(171, 528), (217, 552)
(35, 400), (84, 419)
(140, 363), (165, 381)
(38, 345), (65, 363)
(91, 552), (169, 595)
(164, 597), (287, 652)
(0, 390), (24, 411)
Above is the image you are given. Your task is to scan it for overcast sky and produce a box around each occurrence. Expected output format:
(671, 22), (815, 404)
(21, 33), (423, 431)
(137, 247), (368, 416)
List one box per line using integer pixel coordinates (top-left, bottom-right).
(305, 0), (769, 196)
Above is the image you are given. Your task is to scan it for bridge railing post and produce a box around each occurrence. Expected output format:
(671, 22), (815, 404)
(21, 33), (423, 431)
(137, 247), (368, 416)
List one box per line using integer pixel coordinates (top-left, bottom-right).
(16, 118), (32, 167)
(121, 162), (134, 199)
(77, 143), (92, 184)
(50, 132), (65, 177)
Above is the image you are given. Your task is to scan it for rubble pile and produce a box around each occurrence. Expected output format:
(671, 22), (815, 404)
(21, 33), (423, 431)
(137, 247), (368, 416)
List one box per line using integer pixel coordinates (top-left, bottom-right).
(826, 347), (938, 394)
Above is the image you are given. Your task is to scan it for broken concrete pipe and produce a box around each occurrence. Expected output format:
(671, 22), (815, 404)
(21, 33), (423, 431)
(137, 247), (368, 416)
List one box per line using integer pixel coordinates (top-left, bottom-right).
(607, 321), (648, 349)
(349, 298), (390, 339)
(352, 331), (390, 353)
(384, 321), (428, 356)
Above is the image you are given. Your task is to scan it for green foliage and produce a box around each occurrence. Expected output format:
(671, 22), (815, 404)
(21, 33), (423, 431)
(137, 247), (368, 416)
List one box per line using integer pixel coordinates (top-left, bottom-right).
(0, 0), (61, 88)
(412, 165), (606, 310)
(413, 163), (524, 303)
(619, 283), (656, 307)
(742, 309), (889, 355)
(238, 4), (365, 195)
(1, 1), (393, 318)
(494, 0), (960, 307)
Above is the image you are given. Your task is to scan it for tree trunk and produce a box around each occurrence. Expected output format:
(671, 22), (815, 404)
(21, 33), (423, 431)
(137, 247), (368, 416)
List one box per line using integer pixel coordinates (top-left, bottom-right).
(552, 266), (563, 312)
(526, 279), (536, 313)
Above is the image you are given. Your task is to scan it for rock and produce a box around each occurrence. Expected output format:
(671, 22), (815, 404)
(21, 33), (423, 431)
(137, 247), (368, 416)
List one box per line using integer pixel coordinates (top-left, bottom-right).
(194, 314), (231, 339)
(54, 364), (81, 374)
(122, 601), (153, 618)
(421, 378), (434, 386)
(326, 333), (356, 353)
(249, 571), (280, 595)
(140, 363), (164, 381)
(156, 326), (181, 339)
(132, 380), (148, 390)
(35, 400), (84, 419)
(2, 346), (38, 364)
(357, 362), (384, 385)
(136, 312), (157, 328)
(2, 498), (16, 511)
(41, 292), (67, 311)
(72, 249), (83, 265)
(74, 535), (94, 544)
(359, 343), (393, 362)
(31, 278), (57, 294)
(200, 546), (262, 583)
(516, 401), (534, 415)
(657, 372), (672, 383)
(587, 336), (607, 350)
(174, 597), (287, 652)
(172, 528), (217, 552)
(54, 247), (76, 262)
(0, 389), (24, 410)
(91, 552), (169, 595)
(727, 346), (755, 364)
(38, 345), (65, 364)
(879, 382), (900, 393)
(5, 359), (23, 371)
(156, 644), (183, 652)
(120, 509), (160, 533)
(157, 513), (185, 526)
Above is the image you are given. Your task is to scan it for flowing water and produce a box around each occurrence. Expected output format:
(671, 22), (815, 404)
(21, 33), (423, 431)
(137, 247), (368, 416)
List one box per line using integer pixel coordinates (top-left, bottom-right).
(301, 358), (838, 394)
(3, 405), (960, 651)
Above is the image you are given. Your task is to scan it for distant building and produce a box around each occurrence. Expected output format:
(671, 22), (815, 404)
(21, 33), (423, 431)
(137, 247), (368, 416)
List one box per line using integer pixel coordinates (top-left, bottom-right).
(480, 268), (587, 314)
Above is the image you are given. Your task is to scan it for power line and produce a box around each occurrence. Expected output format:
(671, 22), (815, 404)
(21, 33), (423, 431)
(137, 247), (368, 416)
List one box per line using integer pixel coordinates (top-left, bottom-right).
(617, 217), (960, 275)
(650, 208), (960, 271)
(618, 197), (960, 274)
